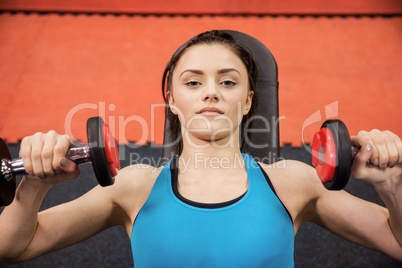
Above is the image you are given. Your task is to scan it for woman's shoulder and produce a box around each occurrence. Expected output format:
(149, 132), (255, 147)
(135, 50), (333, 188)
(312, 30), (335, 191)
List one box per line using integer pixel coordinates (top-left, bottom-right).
(114, 163), (165, 197)
(110, 163), (165, 223)
(258, 159), (325, 200)
(257, 159), (321, 188)
(117, 163), (164, 183)
(257, 159), (325, 228)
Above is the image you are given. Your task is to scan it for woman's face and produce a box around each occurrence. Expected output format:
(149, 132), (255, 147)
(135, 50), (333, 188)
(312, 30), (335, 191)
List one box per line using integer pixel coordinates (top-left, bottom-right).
(169, 43), (253, 145)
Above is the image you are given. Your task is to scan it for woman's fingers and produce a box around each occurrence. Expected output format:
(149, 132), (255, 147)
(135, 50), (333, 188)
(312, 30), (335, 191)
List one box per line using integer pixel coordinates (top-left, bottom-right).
(19, 136), (33, 175)
(385, 131), (402, 167)
(30, 132), (45, 178)
(52, 134), (72, 174)
(352, 130), (401, 168)
(351, 129), (402, 182)
(41, 131), (59, 177)
(19, 131), (74, 180)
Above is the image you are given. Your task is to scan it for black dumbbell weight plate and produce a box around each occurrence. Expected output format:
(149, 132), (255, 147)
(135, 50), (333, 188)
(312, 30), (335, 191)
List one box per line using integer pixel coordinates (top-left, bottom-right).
(0, 138), (16, 206)
(87, 117), (115, 187)
(322, 120), (351, 190)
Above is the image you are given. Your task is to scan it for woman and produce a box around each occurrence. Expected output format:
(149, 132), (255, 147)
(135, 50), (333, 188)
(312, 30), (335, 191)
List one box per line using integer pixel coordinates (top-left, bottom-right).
(0, 30), (401, 267)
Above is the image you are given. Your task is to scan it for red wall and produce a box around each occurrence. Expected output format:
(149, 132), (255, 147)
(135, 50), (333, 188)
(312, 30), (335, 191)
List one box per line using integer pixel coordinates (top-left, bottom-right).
(0, 13), (401, 145)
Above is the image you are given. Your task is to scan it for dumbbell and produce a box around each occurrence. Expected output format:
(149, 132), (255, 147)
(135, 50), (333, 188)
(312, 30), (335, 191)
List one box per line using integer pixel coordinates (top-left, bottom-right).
(312, 119), (401, 190)
(0, 116), (120, 207)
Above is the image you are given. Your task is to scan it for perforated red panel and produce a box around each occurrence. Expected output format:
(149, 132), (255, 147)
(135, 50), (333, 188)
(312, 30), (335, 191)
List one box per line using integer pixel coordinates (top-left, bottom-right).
(1, 0), (401, 14)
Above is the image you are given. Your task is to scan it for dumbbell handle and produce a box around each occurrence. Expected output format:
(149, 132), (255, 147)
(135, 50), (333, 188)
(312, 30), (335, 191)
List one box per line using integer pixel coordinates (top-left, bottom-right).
(0, 145), (91, 182)
(351, 145), (402, 167)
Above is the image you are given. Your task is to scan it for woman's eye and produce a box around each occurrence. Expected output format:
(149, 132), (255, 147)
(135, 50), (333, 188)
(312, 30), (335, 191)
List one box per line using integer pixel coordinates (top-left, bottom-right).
(221, 80), (236, 87)
(185, 81), (201, 88)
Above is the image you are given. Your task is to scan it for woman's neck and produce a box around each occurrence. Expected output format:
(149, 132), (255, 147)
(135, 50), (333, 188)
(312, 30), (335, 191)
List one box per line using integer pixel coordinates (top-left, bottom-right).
(179, 131), (244, 174)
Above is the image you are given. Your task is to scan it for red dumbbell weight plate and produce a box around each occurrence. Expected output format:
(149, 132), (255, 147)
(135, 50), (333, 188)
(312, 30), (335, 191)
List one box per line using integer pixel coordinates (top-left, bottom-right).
(102, 123), (120, 177)
(312, 120), (351, 190)
(312, 127), (336, 182)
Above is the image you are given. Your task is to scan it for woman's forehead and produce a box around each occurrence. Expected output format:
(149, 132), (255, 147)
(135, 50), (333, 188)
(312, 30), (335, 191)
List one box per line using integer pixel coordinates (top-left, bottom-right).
(174, 44), (246, 73)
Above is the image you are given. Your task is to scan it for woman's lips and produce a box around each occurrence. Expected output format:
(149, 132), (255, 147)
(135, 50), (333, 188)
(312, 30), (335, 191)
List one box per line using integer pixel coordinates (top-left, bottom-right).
(197, 107), (224, 116)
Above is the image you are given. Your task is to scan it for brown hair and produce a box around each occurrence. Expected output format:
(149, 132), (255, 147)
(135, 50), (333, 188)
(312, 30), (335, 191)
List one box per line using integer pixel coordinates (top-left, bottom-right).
(162, 30), (259, 154)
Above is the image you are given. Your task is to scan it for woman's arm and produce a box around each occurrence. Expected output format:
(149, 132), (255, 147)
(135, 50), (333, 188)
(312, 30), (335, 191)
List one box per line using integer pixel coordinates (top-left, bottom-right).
(0, 131), (151, 264)
(0, 178), (123, 263)
(265, 129), (402, 260)
(0, 131), (81, 262)
(0, 177), (52, 262)
(0, 162), (158, 264)
(350, 129), (402, 247)
(307, 129), (402, 260)
(313, 184), (402, 260)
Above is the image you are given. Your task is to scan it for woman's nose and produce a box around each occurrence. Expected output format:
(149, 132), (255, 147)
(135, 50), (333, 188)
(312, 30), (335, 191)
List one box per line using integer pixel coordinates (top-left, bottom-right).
(202, 82), (220, 101)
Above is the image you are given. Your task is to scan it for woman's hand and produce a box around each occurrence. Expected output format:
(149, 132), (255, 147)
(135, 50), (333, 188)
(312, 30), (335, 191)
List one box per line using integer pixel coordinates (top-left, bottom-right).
(19, 131), (80, 185)
(350, 129), (402, 189)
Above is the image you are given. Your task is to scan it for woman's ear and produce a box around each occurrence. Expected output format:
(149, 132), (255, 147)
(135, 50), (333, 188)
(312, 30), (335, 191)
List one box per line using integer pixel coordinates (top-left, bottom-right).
(168, 91), (178, 115)
(243, 90), (254, 115)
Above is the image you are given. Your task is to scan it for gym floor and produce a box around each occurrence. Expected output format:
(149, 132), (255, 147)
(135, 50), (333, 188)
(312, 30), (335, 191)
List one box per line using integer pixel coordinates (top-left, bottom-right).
(1, 143), (401, 267)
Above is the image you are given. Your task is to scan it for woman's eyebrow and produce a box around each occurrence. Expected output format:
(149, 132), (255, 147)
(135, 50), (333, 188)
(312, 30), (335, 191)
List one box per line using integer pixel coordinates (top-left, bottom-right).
(218, 68), (241, 76)
(179, 69), (204, 78)
(179, 68), (241, 79)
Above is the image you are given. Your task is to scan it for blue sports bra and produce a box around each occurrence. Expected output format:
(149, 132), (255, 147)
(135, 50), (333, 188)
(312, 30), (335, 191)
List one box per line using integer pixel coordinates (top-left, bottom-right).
(131, 154), (294, 267)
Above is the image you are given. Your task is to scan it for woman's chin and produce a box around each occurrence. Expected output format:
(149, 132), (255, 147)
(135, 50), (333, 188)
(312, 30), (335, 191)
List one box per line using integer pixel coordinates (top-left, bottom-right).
(184, 131), (237, 147)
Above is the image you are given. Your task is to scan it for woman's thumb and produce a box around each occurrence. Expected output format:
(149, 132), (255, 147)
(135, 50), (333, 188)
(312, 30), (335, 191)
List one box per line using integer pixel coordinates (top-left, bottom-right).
(59, 157), (78, 174)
